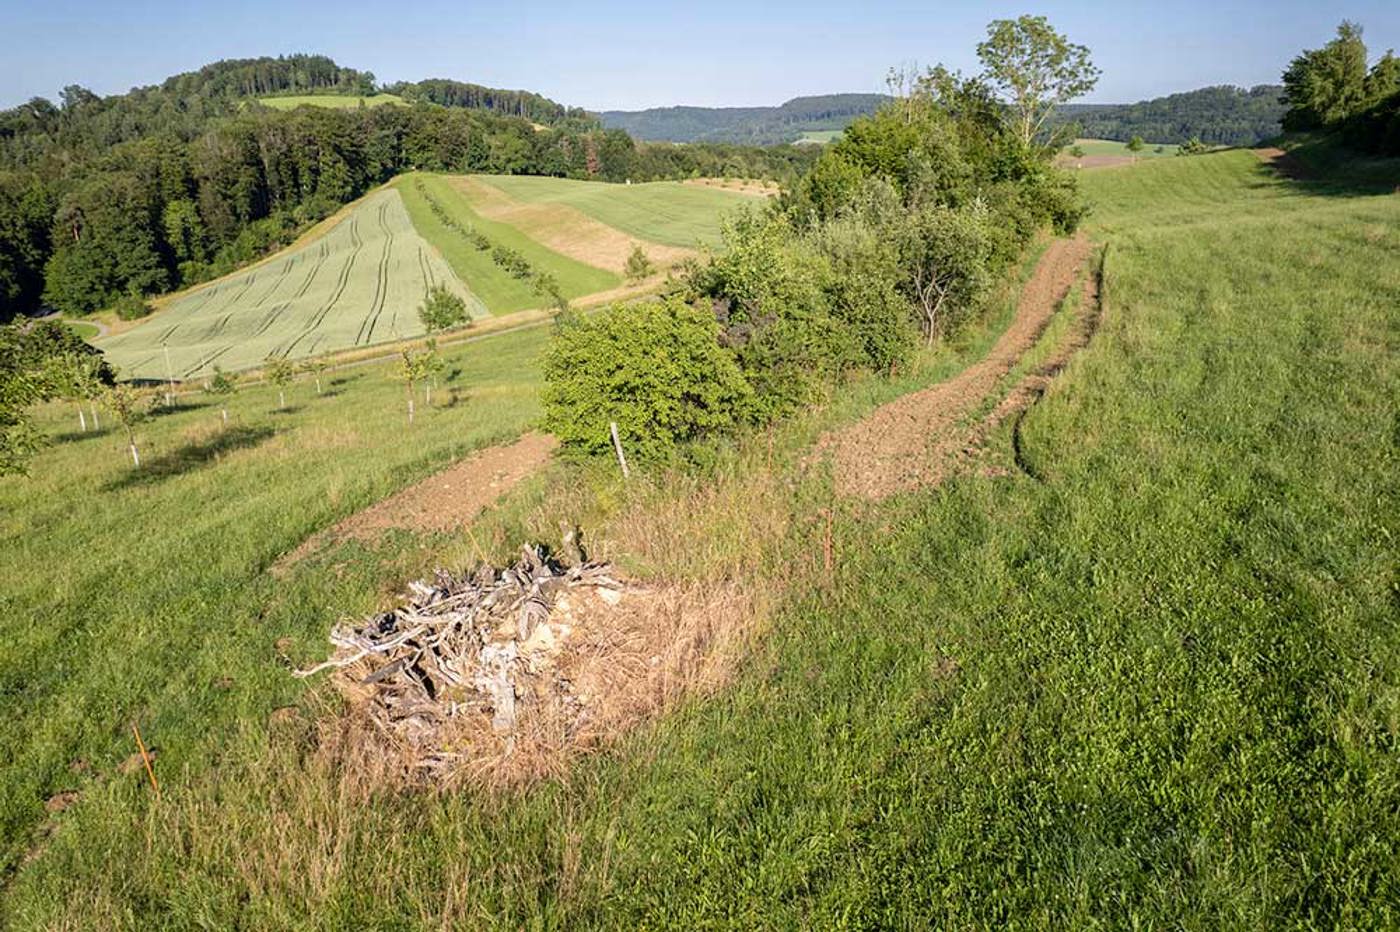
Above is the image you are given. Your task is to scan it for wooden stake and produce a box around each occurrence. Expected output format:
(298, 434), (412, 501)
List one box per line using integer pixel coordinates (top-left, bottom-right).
(131, 722), (160, 800)
(609, 421), (630, 480)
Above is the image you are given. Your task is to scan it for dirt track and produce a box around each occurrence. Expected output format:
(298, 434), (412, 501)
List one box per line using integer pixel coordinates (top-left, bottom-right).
(818, 236), (1096, 499)
(276, 432), (557, 570)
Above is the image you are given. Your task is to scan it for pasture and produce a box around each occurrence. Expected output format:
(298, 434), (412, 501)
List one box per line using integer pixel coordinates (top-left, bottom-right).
(1073, 136), (1180, 157)
(256, 94), (407, 110)
(396, 173), (620, 313)
(472, 173), (756, 247)
(3, 148), (1398, 928)
(95, 188), (475, 379)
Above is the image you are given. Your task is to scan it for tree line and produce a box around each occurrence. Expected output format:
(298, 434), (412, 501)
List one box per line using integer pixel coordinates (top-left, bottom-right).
(1282, 21), (1400, 155)
(1056, 85), (1286, 147)
(544, 16), (1093, 459)
(0, 59), (818, 320)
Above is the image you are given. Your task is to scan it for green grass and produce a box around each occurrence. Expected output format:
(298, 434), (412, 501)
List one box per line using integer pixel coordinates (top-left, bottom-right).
(57, 318), (99, 340)
(397, 174), (620, 312)
(474, 173), (753, 248)
(795, 129), (843, 145)
(256, 94), (406, 110)
(95, 188), (476, 379)
(4, 148), (1400, 927)
(1072, 137), (1181, 157)
(0, 325), (550, 915)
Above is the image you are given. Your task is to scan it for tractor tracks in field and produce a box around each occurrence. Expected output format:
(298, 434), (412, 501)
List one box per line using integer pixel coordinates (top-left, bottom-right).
(356, 201), (394, 345)
(816, 236), (1104, 499)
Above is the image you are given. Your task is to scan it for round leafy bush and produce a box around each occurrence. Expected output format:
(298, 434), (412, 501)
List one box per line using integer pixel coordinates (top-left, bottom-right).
(542, 298), (754, 460)
(113, 294), (153, 320)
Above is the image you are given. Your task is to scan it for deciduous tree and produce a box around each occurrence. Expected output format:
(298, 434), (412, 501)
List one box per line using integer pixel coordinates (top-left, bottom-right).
(977, 15), (1100, 150)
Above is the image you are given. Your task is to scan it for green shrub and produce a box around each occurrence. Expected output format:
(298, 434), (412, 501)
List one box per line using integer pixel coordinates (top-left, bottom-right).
(542, 298), (754, 460)
(113, 293), (153, 320)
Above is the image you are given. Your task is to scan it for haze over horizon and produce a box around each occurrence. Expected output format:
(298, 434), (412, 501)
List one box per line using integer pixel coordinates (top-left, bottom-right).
(1, 0), (1398, 111)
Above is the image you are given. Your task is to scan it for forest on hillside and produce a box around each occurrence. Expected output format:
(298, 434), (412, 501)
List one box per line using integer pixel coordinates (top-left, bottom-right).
(600, 94), (890, 144)
(1056, 85), (1286, 146)
(0, 57), (816, 319)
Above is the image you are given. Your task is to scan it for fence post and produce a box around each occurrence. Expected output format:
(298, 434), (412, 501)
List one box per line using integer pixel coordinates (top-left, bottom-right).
(609, 421), (630, 480)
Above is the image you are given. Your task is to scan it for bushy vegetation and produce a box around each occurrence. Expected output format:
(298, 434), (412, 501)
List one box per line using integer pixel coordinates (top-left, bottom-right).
(1283, 21), (1400, 154)
(542, 299), (754, 459)
(111, 293), (151, 321)
(544, 18), (1093, 458)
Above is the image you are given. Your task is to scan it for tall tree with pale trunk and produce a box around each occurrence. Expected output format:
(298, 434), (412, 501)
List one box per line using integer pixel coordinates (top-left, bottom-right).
(977, 15), (1099, 151)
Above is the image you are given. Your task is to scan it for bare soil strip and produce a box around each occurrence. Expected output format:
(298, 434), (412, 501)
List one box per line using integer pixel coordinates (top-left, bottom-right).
(450, 176), (695, 274)
(1253, 146), (1311, 181)
(276, 432), (558, 570)
(817, 236), (1095, 499)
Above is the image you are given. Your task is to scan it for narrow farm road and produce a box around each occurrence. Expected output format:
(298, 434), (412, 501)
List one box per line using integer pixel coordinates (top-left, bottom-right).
(818, 235), (1097, 499)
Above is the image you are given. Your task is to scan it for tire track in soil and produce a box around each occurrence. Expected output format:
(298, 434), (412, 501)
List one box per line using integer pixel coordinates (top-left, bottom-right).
(273, 432), (559, 573)
(359, 201), (394, 345)
(182, 343), (236, 378)
(282, 218), (363, 358)
(816, 236), (1095, 499)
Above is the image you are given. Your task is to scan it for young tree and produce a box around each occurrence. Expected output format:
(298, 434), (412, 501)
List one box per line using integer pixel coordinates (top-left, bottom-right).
(264, 357), (295, 410)
(417, 284), (468, 334)
(301, 355), (330, 394)
(624, 244), (655, 282)
(977, 15), (1100, 151)
(392, 347), (433, 424)
(895, 204), (994, 344)
(102, 383), (148, 467)
(205, 366), (238, 423)
(533, 271), (569, 312)
(49, 352), (107, 432)
(422, 338), (446, 407)
(1126, 135), (1145, 159)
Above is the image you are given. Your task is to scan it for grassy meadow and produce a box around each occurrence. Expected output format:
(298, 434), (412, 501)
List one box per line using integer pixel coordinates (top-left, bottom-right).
(475, 174), (754, 248)
(95, 188), (474, 379)
(2, 146), (1398, 927)
(1073, 136), (1180, 157)
(256, 94), (407, 110)
(396, 173), (621, 312)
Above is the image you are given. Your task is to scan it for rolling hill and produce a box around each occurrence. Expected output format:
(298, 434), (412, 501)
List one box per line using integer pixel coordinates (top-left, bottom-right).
(94, 172), (754, 377)
(599, 93), (889, 144)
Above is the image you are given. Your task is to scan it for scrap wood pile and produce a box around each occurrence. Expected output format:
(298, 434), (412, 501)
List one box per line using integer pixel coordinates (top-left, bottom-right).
(295, 544), (627, 777)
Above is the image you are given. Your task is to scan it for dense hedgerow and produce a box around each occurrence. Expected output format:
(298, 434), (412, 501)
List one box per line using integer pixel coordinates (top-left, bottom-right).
(541, 299), (753, 460)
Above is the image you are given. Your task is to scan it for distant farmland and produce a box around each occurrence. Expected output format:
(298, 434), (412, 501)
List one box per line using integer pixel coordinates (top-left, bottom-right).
(96, 173), (750, 379)
(256, 94), (407, 110)
(474, 174), (755, 248)
(97, 188), (473, 379)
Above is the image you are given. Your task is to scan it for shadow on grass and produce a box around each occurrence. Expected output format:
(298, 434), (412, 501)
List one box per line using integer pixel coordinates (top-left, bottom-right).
(52, 428), (107, 444)
(329, 373), (365, 388)
(102, 424), (277, 490)
(1258, 137), (1400, 198)
(148, 400), (213, 420)
(270, 406), (305, 417)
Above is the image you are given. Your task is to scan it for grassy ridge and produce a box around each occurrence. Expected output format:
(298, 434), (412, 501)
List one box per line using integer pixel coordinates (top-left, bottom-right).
(475, 174), (754, 247)
(4, 150), (1399, 926)
(397, 174), (620, 312)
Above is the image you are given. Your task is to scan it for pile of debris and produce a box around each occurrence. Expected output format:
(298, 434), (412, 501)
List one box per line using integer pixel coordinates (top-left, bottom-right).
(295, 544), (627, 778)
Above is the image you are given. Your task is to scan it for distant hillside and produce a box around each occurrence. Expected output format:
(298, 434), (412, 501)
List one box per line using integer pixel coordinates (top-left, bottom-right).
(1056, 85), (1285, 147)
(600, 94), (889, 144)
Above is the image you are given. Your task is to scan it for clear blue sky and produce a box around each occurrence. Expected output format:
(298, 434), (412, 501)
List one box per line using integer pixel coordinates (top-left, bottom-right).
(1, 0), (1398, 111)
